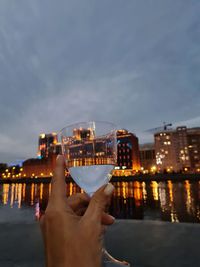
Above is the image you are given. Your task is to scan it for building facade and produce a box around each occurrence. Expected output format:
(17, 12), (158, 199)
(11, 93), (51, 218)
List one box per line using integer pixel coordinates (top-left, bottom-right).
(22, 128), (141, 178)
(139, 143), (156, 173)
(155, 126), (200, 172)
(38, 133), (58, 159)
(22, 154), (57, 178)
(187, 128), (200, 172)
(114, 129), (140, 175)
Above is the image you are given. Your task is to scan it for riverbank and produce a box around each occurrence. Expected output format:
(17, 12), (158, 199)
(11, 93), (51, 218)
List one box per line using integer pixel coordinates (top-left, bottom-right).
(0, 220), (199, 267)
(0, 173), (200, 184)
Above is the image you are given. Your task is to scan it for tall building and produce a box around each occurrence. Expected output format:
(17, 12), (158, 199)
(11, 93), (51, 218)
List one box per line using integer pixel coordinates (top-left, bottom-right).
(187, 127), (200, 172)
(155, 126), (200, 172)
(38, 133), (58, 159)
(114, 129), (140, 175)
(139, 143), (156, 172)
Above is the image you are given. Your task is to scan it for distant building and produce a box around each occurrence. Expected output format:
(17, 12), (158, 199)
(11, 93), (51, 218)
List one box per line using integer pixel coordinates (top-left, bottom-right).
(139, 143), (156, 172)
(22, 155), (57, 178)
(187, 127), (200, 172)
(155, 126), (200, 172)
(34, 128), (141, 177)
(114, 129), (140, 175)
(38, 133), (58, 159)
(0, 163), (8, 178)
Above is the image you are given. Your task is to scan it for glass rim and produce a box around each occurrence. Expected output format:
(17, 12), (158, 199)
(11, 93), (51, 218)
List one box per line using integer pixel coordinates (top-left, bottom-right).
(59, 120), (117, 135)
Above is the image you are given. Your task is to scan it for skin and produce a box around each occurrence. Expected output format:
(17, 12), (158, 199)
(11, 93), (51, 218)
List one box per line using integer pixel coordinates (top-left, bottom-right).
(40, 155), (115, 267)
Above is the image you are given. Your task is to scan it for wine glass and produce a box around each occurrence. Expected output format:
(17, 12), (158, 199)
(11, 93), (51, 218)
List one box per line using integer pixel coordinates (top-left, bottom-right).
(59, 121), (130, 266)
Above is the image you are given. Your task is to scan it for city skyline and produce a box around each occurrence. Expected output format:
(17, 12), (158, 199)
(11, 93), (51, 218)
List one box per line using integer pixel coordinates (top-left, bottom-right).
(0, 0), (200, 163)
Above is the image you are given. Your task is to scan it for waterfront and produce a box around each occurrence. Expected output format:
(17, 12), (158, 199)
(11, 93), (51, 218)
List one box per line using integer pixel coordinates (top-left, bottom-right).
(0, 179), (200, 223)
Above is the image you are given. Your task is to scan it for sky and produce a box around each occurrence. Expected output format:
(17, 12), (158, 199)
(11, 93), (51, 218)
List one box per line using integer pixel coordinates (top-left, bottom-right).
(0, 0), (200, 163)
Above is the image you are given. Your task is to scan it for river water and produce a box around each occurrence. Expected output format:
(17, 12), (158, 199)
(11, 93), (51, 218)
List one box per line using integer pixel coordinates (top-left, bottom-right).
(0, 180), (200, 223)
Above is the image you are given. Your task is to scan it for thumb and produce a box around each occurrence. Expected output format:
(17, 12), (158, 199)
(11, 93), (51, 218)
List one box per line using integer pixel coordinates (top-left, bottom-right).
(83, 183), (114, 222)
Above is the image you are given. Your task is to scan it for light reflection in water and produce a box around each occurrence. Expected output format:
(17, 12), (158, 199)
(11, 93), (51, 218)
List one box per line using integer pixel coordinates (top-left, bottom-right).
(17, 184), (22, 209)
(151, 181), (159, 201)
(142, 182), (147, 203)
(168, 180), (173, 203)
(2, 184), (9, 205)
(133, 181), (142, 207)
(0, 179), (200, 223)
(40, 183), (43, 200)
(31, 184), (34, 206)
(167, 180), (179, 223)
(48, 183), (51, 196)
(184, 180), (195, 216)
(15, 184), (18, 202)
(22, 183), (26, 201)
(159, 182), (166, 210)
(10, 184), (15, 208)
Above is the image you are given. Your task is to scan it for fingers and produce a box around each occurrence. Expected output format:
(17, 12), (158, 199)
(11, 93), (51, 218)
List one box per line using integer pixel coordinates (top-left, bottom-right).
(47, 155), (71, 213)
(101, 212), (115, 225)
(51, 155), (66, 200)
(83, 183), (114, 223)
(66, 193), (90, 212)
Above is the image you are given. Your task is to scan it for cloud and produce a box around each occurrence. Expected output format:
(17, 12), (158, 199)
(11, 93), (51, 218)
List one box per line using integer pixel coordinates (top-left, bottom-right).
(0, 0), (200, 162)
(174, 116), (200, 128)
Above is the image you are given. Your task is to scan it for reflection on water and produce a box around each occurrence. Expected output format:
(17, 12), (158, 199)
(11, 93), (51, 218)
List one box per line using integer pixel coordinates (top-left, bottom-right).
(1, 180), (200, 223)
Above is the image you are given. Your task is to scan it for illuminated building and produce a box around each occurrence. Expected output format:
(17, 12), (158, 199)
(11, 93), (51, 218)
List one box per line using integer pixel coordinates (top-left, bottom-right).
(21, 128), (140, 178)
(155, 126), (200, 173)
(187, 128), (200, 172)
(65, 127), (115, 167)
(38, 133), (58, 159)
(62, 128), (141, 174)
(22, 155), (56, 178)
(139, 143), (156, 173)
(0, 163), (7, 178)
(114, 129), (140, 175)
(73, 128), (94, 140)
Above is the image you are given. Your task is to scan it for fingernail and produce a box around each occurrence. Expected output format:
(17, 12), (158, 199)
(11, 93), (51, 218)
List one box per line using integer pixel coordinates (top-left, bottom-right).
(109, 215), (115, 221)
(104, 183), (114, 196)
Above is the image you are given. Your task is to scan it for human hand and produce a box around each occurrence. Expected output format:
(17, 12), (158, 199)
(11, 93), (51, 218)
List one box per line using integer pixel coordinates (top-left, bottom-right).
(40, 155), (115, 267)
